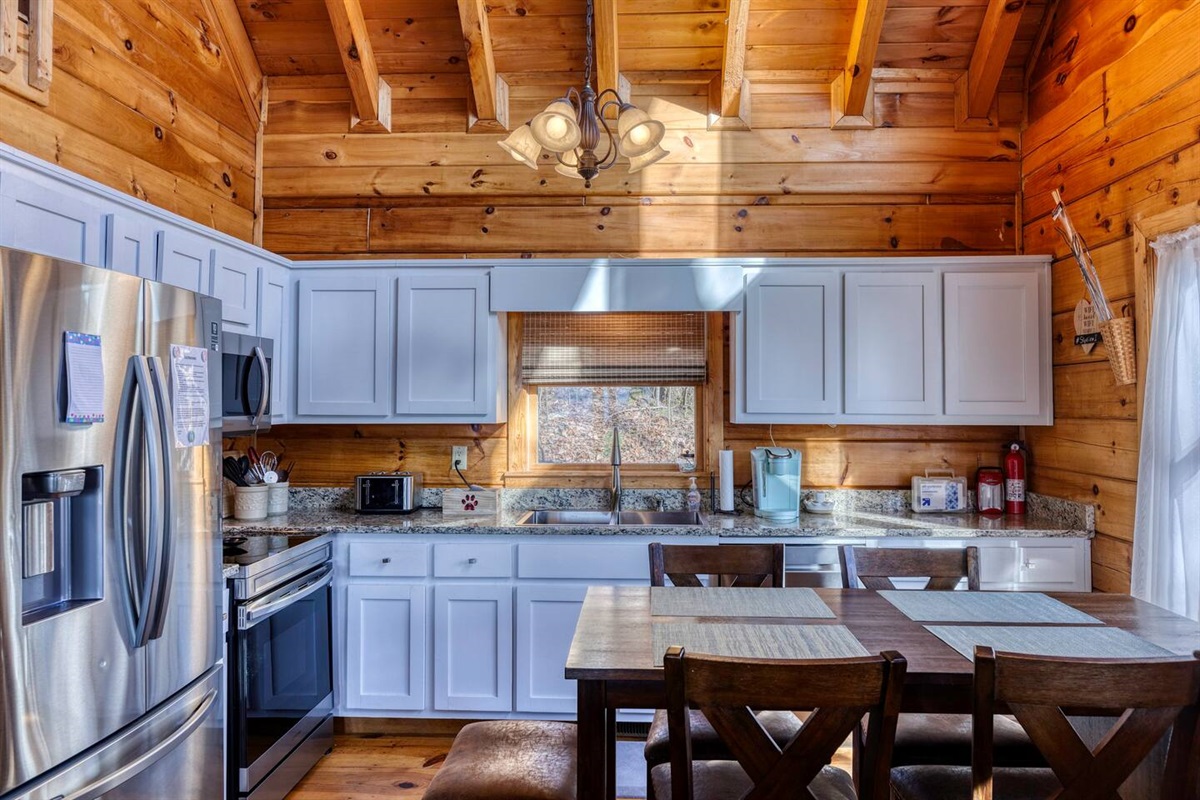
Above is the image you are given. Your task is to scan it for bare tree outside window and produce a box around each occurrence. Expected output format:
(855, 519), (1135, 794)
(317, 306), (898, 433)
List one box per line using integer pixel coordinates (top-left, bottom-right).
(537, 386), (696, 464)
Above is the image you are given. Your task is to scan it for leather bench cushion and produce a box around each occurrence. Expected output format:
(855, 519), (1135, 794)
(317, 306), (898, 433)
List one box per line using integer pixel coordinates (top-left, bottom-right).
(644, 709), (806, 766)
(890, 765), (1061, 800)
(651, 761), (856, 800)
(424, 720), (577, 800)
(887, 714), (1045, 767)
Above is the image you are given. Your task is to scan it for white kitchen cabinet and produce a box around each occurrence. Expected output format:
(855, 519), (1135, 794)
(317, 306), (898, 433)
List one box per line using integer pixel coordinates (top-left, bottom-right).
(433, 584), (513, 713)
(211, 245), (259, 331)
(0, 173), (105, 266)
(295, 275), (394, 416)
(395, 272), (495, 417)
(944, 271), (1048, 420)
(844, 271), (941, 416)
(258, 263), (290, 424)
(344, 583), (427, 711)
(740, 269), (841, 417)
(105, 213), (159, 277)
(515, 584), (588, 714)
(157, 228), (213, 294)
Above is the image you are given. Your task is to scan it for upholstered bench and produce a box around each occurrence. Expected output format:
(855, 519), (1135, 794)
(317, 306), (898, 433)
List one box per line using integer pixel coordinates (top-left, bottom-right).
(424, 720), (577, 800)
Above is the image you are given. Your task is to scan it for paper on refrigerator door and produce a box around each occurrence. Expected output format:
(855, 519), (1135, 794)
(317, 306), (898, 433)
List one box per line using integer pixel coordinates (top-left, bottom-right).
(170, 344), (210, 447)
(64, 331), (105, 423)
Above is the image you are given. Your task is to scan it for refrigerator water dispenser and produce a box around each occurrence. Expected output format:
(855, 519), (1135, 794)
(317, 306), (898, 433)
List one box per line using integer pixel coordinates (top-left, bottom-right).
(21, 466), (103, 624)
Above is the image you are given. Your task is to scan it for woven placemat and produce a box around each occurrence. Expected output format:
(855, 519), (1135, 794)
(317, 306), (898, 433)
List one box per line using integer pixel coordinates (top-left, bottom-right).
(926, 625), (1176, 661)
(651, 622), (869, 666)
(650, 587), (836, 619)
(879, 591), (1101, 624)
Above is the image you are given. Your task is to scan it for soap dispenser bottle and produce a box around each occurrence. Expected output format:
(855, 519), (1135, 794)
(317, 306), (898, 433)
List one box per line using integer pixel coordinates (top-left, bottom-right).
(686, 477), (702, 513)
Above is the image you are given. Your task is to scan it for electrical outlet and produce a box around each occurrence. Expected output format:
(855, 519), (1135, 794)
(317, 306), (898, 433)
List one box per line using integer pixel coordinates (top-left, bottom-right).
(451, 446), (468, 471)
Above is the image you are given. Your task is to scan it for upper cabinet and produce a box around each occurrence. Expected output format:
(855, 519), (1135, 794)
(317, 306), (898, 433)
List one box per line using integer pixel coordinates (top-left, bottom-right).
(733, 259), (1051, 425)
(157, 228), (213, 294)
(259, 264), (291, 425)
(0, 173), (105, 266)
(211, 246), (260, 332)
(106, 213), (160, 278)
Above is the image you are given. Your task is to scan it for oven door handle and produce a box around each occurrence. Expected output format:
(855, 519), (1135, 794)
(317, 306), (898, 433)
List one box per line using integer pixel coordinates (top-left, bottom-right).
(238, 564), (333, 630)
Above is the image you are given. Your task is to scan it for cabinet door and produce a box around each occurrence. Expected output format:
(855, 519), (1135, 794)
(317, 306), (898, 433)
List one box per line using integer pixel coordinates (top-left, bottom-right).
(743, 270), (840, 415)
(433, 584), (513, 713)
(211, 246), (259, 331)
(157, 228), (213, 293)
(344, 583), (427, 711)
(844, 272), (941, 415)
(0, 173), (105, 266)
(515, 584), (587, 714)
(258, 264), (290, 423)
(395, 272), (489, 416)
(106, 214), (159, 277)
(944, 272), (1042, 417)
(295, 276), (393, 416)
(1015, 541), (1090, 592)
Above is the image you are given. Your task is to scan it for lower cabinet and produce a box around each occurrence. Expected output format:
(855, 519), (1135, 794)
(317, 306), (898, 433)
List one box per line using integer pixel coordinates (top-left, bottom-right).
(515, 584), (589, 714)
(344, 583), (427, 711)
(433, 584), (513, 713)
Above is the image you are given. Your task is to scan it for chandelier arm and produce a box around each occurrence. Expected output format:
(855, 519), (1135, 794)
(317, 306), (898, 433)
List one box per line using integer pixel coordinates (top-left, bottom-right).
(594, 112), (619, 170)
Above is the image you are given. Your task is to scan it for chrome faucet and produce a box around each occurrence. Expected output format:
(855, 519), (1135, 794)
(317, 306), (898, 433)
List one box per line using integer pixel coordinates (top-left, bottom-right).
(610, 426), (622, 514)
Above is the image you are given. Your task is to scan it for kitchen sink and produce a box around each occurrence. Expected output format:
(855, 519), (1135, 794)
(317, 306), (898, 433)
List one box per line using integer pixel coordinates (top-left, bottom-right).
(516, 510), (704, 526)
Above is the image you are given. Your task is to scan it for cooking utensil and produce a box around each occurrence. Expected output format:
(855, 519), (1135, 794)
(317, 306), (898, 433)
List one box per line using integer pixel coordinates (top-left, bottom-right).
(223, 457), (248, 487)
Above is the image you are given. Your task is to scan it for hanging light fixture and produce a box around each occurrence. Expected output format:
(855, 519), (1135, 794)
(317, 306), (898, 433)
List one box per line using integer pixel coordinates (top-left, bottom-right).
(497, 0), (669, 187)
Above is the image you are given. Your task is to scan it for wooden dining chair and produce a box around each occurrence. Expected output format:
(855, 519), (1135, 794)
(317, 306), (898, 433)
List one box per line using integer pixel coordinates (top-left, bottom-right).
(644, 542), (793, 799)
(890, 647), (1200, 800)
(839, 545), (980, 591)
(653, 645), (907, 800)
(839, 545), (1043, 787)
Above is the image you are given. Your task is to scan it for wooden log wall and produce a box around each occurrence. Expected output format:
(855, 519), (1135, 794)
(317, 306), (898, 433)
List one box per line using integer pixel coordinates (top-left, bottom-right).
(0, 0), (259, 240)
(1022, 0), (1200, 592)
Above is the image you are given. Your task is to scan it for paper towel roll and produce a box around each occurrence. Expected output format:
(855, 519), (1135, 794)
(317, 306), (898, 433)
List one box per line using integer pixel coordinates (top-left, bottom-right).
(718, 450), (735, 511)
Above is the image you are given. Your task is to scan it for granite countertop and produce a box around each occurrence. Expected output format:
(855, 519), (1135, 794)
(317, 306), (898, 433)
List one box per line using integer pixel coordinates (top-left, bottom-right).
(222, 508), (1091, 539)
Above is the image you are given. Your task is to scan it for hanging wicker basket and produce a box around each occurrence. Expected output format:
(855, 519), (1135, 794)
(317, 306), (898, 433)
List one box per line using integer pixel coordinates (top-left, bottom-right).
(1099, 313), (1136, 386)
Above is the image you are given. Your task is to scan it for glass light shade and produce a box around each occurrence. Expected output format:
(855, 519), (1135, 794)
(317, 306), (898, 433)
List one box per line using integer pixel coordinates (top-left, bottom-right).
(530, 99), (582, 153)
(616, 106), (665, 158)
(554, 149), (585, 180)
(498, 125), (542, 170)
(626, 144), (669, 174)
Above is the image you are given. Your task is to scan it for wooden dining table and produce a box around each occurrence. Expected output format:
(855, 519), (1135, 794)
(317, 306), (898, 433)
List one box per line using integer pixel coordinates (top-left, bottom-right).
(564, 586), (1200, 800)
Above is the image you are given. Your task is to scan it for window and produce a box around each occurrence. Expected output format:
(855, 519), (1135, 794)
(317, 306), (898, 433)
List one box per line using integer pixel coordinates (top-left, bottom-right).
(537, 385), (696, 464)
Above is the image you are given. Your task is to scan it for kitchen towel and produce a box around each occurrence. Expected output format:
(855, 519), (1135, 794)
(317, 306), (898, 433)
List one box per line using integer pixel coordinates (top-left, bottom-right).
(651, 587), (835, 618)
(651, 622), (868, 666)
(879, 590), (1101, 624)
(926, 625), (1176, 661)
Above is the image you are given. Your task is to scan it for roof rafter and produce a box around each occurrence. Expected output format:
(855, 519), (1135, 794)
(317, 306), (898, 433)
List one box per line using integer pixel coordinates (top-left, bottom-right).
(323, 0), (391, 133)
(457, 0), (509, 133)
(199, 0), (264, 127)
(955, 0), (1027, 128)
(709, 0), (751, 130)
(594, 0), (629, 102)
(831, 0), (888, 129)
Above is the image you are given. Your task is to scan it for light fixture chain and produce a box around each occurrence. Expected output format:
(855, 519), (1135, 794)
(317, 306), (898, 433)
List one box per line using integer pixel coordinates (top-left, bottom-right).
(583, 0), (594, 90)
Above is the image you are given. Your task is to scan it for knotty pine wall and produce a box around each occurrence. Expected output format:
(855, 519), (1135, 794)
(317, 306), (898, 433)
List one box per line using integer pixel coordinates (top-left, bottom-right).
(0, 0), (258, 240)
(1021, 0), (1200, 592)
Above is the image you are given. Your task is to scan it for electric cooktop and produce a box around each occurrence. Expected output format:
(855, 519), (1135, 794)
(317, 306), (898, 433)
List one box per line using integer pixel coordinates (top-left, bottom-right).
(223, 533), (328, 567)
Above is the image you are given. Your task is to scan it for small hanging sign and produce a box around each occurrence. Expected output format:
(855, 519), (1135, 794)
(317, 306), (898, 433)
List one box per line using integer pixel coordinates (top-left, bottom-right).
(1073, 298), (1101, 353)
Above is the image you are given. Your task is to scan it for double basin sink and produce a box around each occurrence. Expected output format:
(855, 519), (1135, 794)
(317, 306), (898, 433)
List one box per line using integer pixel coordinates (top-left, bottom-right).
(516, 509), (704, 527)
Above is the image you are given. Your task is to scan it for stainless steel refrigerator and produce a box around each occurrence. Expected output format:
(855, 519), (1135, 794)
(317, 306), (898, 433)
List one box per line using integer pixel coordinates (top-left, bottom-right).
(0, 248), (224, 799)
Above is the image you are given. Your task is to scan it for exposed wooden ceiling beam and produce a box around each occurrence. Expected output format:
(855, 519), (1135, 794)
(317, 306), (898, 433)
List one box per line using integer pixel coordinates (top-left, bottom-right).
(200, 0), (263, 126)
(323, 0), (392, 133)
(594, 0), (629, 102)
(709, 0), (751, 130)
(956, 0), (1027, 127)
(457, 0), (509, 133)
(831, 0), (887, 129)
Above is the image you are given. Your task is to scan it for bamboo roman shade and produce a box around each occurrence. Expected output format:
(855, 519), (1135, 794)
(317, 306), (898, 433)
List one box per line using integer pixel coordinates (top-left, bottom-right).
(521, 312), (707, 385)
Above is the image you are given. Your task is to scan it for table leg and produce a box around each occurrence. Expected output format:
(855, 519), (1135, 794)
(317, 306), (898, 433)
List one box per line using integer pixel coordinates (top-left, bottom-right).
(606, 707), (617, 800)
(577, 680), (607, 800)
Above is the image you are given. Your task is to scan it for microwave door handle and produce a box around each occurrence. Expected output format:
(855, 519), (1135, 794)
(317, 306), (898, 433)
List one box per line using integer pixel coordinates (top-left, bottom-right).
(251, 345), (269, 428)
(144, 356), (176, 642)
(238, 565), (333, 630)
(114, 357), (155, 641)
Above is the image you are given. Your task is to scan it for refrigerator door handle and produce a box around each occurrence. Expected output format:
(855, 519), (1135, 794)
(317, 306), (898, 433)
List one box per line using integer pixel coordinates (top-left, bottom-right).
(251, 344), (270, 428)
(144, 356), (176, 642)
(57, 688), (217, 800)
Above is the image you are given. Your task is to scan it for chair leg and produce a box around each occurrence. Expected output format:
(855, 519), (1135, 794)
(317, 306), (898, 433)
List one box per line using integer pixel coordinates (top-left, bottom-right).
(851, 720), (864, 793)
(645, 761), (656, 800)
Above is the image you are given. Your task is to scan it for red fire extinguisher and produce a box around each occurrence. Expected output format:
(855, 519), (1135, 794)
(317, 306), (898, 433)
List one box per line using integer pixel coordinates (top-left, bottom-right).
(1004, 442), (1027, 515)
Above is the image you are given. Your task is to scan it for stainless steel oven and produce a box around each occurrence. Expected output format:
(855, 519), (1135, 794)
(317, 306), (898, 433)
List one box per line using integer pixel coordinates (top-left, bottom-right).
(222, 332), (273, 433)
(227, 535), (333, 800)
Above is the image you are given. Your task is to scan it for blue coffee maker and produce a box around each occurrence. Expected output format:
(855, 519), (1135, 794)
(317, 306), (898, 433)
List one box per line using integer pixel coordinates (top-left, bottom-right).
(750, 447), (802, 521)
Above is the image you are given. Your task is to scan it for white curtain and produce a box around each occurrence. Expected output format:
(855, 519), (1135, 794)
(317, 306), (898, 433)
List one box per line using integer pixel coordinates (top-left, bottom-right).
(1133, 224), (1200, 621)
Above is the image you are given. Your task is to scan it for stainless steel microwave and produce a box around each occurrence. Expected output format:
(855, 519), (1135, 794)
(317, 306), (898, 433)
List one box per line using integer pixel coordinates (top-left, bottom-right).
(222, 332), (273, 433)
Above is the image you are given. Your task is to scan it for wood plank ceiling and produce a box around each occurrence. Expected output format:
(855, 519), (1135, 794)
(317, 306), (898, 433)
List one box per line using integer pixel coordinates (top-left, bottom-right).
(231, 0), (1050, 258)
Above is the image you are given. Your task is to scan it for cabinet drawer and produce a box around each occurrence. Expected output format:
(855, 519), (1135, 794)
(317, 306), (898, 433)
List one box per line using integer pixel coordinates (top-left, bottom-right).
(1017, 544), (1082, 588)
(348, 542), (429, 577)
(517, 543), (649, 580)
(433, 543), (513, 578)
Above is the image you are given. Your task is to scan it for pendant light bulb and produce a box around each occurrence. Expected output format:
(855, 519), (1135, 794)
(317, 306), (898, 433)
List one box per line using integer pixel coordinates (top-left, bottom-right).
(616, 106), (665, 158)
(626, 144), (669, 174)
(498, 125), (543, 170)
(531, 99), (582, 153)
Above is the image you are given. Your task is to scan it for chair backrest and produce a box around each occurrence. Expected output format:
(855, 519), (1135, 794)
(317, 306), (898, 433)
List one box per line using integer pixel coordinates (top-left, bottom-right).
(839, 545), (980, 591)
(972, 646), (1200, 800)
(649, 542), (785, 588)
(663, 646), (906, 800)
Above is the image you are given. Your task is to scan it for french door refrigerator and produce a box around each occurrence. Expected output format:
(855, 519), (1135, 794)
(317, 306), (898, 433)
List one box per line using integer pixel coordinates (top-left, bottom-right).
(0, 248), (224, 800)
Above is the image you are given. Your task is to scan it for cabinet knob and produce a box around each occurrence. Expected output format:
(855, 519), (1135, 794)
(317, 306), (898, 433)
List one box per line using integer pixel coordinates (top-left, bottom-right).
(1023, 560), (1035, 569)
(467, 557), (478, 565)
(382, 557), (392, 564)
